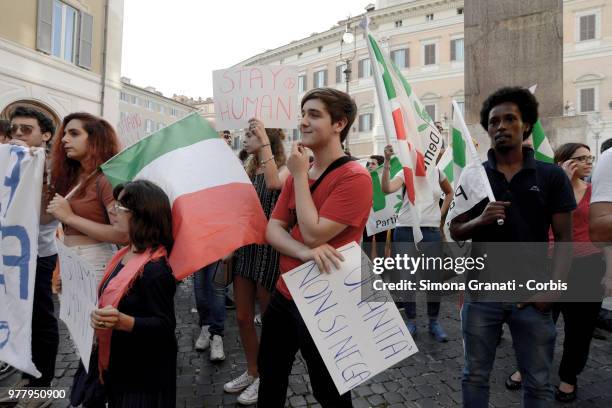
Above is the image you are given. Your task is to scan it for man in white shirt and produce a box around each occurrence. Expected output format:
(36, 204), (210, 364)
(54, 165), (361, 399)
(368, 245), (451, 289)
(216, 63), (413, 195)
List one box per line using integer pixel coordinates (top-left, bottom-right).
(590, 148), (612, 295)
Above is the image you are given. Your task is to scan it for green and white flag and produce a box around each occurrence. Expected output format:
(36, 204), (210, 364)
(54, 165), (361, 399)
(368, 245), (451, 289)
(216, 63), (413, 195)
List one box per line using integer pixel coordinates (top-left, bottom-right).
(437, 111), (470, 187)
(529, 84), (554, 163)
(447, 101), (497, 225)
(366, 156), (403, 236)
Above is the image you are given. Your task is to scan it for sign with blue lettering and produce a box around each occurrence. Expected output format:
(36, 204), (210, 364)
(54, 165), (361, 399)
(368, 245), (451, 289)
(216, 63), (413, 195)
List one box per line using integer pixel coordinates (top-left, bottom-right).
(0, 144), (45, 377)
(57, 241), (97, 371)
(283, 242), (418, 395)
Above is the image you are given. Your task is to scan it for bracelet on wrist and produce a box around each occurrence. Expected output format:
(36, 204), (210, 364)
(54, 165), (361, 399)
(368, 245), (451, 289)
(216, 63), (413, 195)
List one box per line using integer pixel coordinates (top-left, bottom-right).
(259, 156), (274, 168)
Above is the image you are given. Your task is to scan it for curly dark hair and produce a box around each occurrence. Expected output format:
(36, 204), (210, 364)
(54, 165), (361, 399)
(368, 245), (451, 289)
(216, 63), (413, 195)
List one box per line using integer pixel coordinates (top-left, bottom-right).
(113, 180), (173, 253)
(480, 87), (539, 140)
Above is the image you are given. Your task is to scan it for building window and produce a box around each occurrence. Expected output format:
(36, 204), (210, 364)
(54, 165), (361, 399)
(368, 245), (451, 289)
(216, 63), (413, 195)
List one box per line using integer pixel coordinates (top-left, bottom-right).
(579, 14), (596, 41)
(358, 58), (372, 78)
(297, 52), (303, 58)
(457, 8), (464, 15)
(170, 108), (177, 117)
(51, 0), (78, 63)
(580, 88), (595, 112)
(120, 92), (129, 102)
(424, 44), (436, 65)
(147, 100), (154, 111)
(298, 75), (306, 93)
(336, 64), (346, 84)
(132, 95), (139, 105)
(451, 38), (464, 61)
(454, 100), (465, 116)
(145, 119), (154, 134)
(426, 14), (434, 21)
(395, 20), (403, 28)
(358, 113), (373, 132)
(313, 70), (327, 88)
(424, 104), (436, 121)
(391, 49), (409, 68)
(318, 46), (323, 53)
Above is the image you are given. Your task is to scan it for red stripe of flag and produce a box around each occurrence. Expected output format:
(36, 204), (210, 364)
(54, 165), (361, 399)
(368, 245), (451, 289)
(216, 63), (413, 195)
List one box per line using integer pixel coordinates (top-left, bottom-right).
(392, 108), (406, 140)
(403, 167), (416, 204)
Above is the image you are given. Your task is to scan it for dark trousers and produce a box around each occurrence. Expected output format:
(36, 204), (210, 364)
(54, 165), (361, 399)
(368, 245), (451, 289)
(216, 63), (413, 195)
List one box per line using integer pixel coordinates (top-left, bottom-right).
(23, 255), (59, 387)
(362, 229), (388, 260)
(258, 292), (352, 408)
(552, 253), (605, 386)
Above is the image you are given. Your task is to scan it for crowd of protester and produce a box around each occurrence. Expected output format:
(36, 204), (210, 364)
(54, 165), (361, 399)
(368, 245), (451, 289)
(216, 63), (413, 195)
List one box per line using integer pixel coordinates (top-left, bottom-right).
(0, 85), (610, 408)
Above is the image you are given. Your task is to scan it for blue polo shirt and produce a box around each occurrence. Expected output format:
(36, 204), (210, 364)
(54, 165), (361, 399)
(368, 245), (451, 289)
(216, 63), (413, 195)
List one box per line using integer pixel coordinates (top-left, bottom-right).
(466, 147), (576, 243)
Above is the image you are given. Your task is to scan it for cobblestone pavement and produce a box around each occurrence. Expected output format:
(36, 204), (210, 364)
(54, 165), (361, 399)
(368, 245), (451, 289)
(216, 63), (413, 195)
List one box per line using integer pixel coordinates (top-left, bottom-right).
(2, 277), (611, 407)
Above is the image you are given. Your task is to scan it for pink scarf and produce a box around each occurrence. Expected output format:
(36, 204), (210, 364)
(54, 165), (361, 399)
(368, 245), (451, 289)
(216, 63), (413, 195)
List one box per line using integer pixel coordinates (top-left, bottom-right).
(96, 245), (167, 378)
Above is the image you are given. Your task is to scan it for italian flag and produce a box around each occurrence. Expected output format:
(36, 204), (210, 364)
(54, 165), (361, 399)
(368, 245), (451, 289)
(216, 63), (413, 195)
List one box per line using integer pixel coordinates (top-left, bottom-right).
(366, 156), (403, 236)
(100, 113), (267, 280)
(366, 26), (443, 242)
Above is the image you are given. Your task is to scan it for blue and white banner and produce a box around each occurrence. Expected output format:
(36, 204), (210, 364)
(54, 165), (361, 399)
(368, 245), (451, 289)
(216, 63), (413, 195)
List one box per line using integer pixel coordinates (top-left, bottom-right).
(0, 144), (45, 377)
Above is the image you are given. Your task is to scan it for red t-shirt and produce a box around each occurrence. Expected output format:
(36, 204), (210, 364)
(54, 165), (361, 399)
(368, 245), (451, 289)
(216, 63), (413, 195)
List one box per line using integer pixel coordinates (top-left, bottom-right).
(271, 161), (372, 299)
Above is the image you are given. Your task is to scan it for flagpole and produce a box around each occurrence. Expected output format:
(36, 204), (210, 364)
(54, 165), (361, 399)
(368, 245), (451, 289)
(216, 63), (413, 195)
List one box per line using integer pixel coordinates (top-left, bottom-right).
(451, 101), (503, 225)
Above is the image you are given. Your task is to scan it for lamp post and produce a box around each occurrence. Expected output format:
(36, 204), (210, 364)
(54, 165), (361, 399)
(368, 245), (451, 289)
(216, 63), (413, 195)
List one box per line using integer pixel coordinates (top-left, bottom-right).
(340, 18), (357, 152)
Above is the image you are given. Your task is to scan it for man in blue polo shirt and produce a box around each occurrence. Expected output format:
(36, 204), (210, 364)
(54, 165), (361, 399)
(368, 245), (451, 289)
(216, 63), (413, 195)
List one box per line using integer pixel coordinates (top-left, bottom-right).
(450, 87), (576, 407)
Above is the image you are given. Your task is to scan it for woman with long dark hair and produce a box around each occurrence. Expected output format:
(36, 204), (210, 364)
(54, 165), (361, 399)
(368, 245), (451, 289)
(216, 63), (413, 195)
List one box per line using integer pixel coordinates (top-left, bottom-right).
(90, 180), (176, 407)
(47, 112), (127, 282)
(223, 118), (288, 405)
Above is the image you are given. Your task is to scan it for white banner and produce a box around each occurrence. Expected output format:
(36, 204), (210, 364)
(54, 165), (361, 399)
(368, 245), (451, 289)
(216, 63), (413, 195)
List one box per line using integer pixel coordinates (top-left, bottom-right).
(213, 65), (298, 130)
(366, 157), (403, 236)
(0, 144), (44, 377)
(283, 242), (417, 395)
(57, 241), (97, 371)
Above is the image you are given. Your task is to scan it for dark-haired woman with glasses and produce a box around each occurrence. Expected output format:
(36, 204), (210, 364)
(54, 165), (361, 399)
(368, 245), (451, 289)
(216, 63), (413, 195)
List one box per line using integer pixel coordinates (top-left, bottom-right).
(90, 179), (177, 407)
(506, 143), (604, 403)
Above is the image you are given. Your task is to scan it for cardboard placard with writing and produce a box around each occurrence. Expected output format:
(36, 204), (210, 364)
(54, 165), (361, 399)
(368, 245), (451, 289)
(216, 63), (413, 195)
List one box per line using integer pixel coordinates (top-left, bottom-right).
(283, 241), (417, 395)
(213, 65), (298, 130)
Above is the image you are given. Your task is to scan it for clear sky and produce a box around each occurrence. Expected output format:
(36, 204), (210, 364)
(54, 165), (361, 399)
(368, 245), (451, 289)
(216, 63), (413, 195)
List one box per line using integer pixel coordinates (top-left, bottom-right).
(121, 0), (369, 100)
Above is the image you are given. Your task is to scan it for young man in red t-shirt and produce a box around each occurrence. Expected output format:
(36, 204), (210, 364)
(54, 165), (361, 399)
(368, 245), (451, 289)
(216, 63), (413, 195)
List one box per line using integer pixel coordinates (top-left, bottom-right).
(257, 88), (372, 407)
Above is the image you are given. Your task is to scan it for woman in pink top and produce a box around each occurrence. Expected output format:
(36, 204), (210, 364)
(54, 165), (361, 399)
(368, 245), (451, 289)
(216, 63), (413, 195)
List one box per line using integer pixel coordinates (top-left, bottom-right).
(506, 143), (604, 403)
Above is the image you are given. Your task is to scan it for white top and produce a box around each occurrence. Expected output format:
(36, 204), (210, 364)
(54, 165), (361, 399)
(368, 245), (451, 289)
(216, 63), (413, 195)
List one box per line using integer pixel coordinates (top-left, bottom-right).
(591, 149), (612, 203)
(38, 220), (59, 257)
(394, 169), (445, 227)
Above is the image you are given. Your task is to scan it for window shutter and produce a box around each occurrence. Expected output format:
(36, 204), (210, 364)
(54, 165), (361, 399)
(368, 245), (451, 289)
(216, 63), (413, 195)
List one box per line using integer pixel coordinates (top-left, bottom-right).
(78, 12), (93, 69)
(358, 60), (363, 78)
(323, 70), (328, 86)
(406, 49), (410, 67)
(451, 40), (456, 61)
(36, 0), (53, 54)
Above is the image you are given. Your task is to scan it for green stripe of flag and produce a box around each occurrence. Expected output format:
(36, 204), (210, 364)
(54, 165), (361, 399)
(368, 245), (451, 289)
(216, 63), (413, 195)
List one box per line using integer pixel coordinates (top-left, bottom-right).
(368, 34), (396, 100)
(532, 120), (554, 163)
(452, 128), (466, 168)
(101, 113), (217, 187)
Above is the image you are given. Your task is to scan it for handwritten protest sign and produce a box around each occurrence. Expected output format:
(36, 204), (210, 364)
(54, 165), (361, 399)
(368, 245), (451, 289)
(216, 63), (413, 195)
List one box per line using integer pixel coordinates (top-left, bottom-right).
(117, 112), (144, 146)
(213, 65), (298, 130)
(0, 145), (44, 377)
(57, 241), (98, 370)
(283, 241), (417, 395)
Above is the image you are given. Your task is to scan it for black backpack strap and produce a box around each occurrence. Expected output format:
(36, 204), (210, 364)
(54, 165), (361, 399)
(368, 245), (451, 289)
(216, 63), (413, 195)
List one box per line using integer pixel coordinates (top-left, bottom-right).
(310, 155), (355, 194)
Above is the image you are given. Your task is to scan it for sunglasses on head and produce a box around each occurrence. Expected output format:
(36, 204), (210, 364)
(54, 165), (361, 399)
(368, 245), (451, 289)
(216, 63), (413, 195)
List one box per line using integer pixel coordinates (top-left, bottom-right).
(10, 124), (34, 135)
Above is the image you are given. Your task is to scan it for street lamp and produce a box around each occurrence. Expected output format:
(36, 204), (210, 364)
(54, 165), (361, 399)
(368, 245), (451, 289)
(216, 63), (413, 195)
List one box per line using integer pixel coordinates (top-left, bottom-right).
(340, 18), (357, 152)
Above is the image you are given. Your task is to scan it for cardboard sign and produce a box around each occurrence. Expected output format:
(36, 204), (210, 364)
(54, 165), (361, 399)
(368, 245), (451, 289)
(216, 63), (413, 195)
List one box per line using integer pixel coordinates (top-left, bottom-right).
(283, 242), (417, 395)
(57, 241), (98, 371)
(213, 65), (298, 130)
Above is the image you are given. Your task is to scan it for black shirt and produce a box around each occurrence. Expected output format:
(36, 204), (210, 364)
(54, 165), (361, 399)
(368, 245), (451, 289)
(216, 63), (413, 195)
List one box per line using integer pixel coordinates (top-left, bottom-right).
(104, 259), (177, 393)
(467, 147), (576, 243)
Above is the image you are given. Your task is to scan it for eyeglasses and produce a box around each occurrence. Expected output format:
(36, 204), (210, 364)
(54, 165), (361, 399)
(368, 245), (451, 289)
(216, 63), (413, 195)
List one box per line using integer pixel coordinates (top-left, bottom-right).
(570, 155), (595, 164)
(10, 124), (34, 135)
(112, 202), (131, 213)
